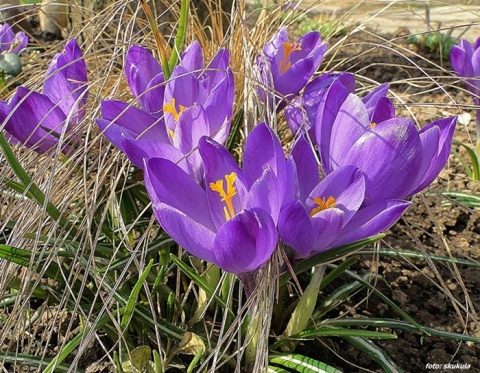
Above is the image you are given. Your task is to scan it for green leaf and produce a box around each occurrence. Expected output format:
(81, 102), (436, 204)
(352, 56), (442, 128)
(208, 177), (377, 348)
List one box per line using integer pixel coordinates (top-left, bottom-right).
(269, 353), (342, 373)
(342, 336), (403, 373)
(280, 234), (384, 286)
(122, 346), (152, 372)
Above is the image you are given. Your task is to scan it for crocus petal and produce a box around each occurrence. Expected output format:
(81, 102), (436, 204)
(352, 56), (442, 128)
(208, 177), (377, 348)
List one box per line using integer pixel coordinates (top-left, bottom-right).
(341, 117), (423, 201)
(125, 45), (162, 100)
(43, 39), (88, 122)
(122, 137), (193, 174)
(450, 45), (467, 75)
(213, 208), (278, 274)
(242, 123), (286, 191)
(141, 72), (165, 116)
(144, 158), (217, 265)
(310, 208), (344, 253)
(0, 24), (14, 52)
(307, 165), (365, 225)
(275, 58), (315, 97)
(180, 41), (204, 73)
(203, 68), (234, 134)
(245, 167), (282, 222)
(332, 200), (411, 247)
(362, 84), (395, 123)
(164, 65), (202, 131)
(202, 49), (230, 91)
(278, 200), (314, 259)
(98, 100), (168, 148)
(12, 31), (28, 54)
(3, 87), (67, 153)
(173, 103), (208, 154)
(291, 136), (319, 202)
(285, 72), (355, 136)
(408, 116), (457, 195)
(315, 80), (353, 172)
(326, 93), (371, 168)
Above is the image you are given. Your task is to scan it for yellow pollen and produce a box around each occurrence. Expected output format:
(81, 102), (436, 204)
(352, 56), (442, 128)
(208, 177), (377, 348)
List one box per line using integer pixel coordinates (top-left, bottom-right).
(163, 98), (186, 122)
(370, 122), (377, 129)
(279, 41), (302, 75)
(209, 172), (237, 221)
(168, 129), (175, 139)
(309, 196), (337, 217)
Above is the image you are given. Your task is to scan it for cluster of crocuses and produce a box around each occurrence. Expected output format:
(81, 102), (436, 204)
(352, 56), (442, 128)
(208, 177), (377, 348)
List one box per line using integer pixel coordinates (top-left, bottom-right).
(0, 28), (457, 283)
(96, 28), (456, 281)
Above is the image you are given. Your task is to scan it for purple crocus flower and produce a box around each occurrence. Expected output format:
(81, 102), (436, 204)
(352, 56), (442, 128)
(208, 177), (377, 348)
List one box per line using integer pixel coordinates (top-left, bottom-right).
(451, 37), (480, 147)
(257, 28), (327, 108)
(0, 23), (28, 54)
(97, 41), (234, 182)
(0, 39), (88, 153)
(451, 37), (480, 102)
(144, 123), (284, 282)
(279, 136), (409, 259)
(315, 88), (457, 201)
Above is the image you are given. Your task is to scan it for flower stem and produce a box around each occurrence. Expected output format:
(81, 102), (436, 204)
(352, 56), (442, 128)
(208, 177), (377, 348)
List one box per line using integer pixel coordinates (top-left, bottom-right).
(139, 0), (171, 79)
(169, 0), (189, 73)
(0, 132), (77, 238)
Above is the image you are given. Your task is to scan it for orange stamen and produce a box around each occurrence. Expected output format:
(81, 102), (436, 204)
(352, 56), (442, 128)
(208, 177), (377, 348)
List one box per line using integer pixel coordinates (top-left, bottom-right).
(309, 196), (337, 217)
(279, 41), (302, 75)
(209, 172), (237, 221)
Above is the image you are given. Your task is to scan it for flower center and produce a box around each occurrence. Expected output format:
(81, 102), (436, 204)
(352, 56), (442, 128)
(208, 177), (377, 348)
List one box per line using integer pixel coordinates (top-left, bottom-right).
(370, 122), (377, 129)
(163, 98), (186, 122)
(309, 196), (336, 217)
(163, 98), (186, 139)
(279, 41), (302, 75)
(209, 172), (238, 221)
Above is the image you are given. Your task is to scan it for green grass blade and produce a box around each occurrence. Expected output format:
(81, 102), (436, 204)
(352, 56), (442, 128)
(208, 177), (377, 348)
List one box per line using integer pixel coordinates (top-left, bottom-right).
(271, 327), (396, 350)
(0, 244), (61, 280)
(441, 191), (480, 208)
(170, 253), (235, 318)
(341, 268), (427, 334)
(267, 366), (291, 373)
(0, 351), (77, 373)
(358, 248), (480, 267)
(341, 336), (403, 373)
(168, 0), (189, 72)
(280, 235), (384, 286)
(324, 318), (480, 344)
(0, 132), (77, 238)
(452, 139), (480, 180)
(269, 353), (342, 373)
(121, 259), (154, 330)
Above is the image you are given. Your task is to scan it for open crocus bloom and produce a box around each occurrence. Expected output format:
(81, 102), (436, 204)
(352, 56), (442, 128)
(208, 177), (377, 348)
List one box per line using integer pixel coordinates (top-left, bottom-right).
(257, 28), (327, 108)
(0, 23), (28, 54)
(315, 88), (457, 201)
(279, 136), (409, 259)
(97, 41), (234, 182)
(144, 123), (285, 276)
(0, 39), (88, 153)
